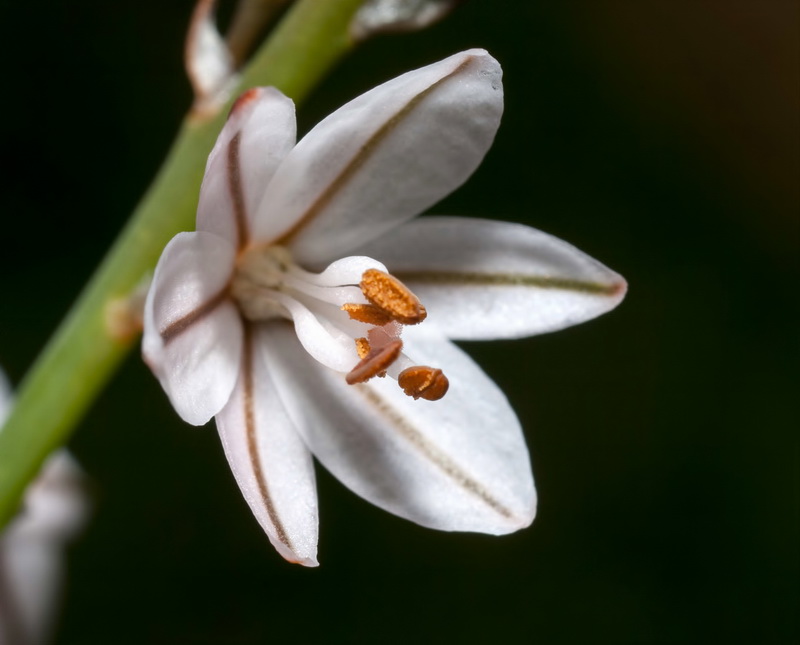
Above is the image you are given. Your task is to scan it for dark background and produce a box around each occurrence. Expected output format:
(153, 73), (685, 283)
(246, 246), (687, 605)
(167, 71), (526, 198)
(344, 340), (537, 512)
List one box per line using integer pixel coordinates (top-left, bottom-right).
(1, 1), (797, 643)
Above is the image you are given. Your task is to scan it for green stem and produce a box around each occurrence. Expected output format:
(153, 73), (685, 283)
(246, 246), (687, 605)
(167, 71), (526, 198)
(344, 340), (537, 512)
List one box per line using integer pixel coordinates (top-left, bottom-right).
(0, 0), (364, 527)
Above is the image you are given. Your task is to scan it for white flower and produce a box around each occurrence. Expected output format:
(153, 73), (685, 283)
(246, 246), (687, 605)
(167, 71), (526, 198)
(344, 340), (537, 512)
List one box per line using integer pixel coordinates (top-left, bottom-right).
(0, 371), (89, 645)
(142, 49), (626, 567)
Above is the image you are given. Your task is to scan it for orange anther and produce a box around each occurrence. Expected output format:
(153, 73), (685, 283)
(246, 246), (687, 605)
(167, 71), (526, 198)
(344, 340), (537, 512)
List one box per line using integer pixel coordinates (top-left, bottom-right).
(346, 339), (403, 385)
(342, 303), (395, 327)
(360, 269), (427, 325)
(398, 366), (449, 401)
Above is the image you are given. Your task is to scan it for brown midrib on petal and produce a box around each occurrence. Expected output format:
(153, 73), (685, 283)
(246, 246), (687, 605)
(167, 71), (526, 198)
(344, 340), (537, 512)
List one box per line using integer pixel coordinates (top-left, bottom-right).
(242, 324), (294, 552)
(395, 271), (625, 295)
(227, 132), (249, 248)
(160, 129), (247, 345)
(273, 57), (473, 246)
(356, 385), (518, 522)
(160, 289), (229, 343)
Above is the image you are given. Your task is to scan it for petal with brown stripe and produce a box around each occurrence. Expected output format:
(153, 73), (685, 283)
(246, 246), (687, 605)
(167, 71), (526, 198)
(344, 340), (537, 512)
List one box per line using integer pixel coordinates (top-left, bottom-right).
(142, 231), (242, 425)
(197, 87), (296, 246)
(261, 324), (536, 535)
(352, 216), (628, 340)
(216, 323), (319, 566)
(253, 49), (504, 262)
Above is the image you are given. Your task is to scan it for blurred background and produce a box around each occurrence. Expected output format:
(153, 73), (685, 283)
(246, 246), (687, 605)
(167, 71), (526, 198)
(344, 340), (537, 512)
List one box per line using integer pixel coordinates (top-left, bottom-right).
(0, 0), (797, 643)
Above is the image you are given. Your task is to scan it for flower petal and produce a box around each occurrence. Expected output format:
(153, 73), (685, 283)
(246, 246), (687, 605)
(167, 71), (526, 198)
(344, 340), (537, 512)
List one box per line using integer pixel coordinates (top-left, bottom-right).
(185, 0), (236, 114)
(261, 324), (536, 534)
(143, 232), (242, 425)
(216, 324), (319, 566)
(0, 537), (62, 644)
(253, 49), (504, 261)
(197, 87), (296, 246)
(0, 451), (89, 645)
(351, 0), (463, 41)
(352, 216), (628, 339)
(8, 452), (89, 542)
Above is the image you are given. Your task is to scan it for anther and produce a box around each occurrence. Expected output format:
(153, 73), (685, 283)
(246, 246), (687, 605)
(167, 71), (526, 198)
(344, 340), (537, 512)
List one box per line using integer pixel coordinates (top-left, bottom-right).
(354, 337), (390, 377)
(359, 269), (427, 325)
(398, 366), (449, 401)
(342, 303), (395, 327)
(346, 339), (403, 384)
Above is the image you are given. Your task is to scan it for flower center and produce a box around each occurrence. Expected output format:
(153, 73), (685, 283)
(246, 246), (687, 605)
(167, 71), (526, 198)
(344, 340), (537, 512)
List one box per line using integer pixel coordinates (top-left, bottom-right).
(230, 245), (449, 401)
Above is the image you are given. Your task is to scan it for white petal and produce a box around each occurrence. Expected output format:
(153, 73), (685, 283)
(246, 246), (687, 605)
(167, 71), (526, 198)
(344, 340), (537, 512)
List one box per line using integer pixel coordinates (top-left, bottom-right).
(0, 373), (88, 644)
(216, 324), (319, 566)
(351, 0), (461, 40)
(145, 232), (235, 326)
(8, 452), (89, 542)
(185, 0), (236, 112)
(262, 324), (536, 534)
(197, 87), (296, 246)
(352, 217), (628, 339)
(143, 232), (242, 425)
(0, 539), (63, 645)
(0, 451), (89, 645)
(252, 49), (504, 261)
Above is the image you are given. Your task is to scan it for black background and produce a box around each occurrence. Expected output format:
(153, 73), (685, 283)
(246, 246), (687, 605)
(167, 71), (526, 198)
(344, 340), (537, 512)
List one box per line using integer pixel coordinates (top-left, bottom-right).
(0, 1), (797, 643)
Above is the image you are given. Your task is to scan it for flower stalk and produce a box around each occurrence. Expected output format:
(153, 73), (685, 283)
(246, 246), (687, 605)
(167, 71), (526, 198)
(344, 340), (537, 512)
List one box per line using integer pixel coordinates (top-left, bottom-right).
(0, 0), (365, 528)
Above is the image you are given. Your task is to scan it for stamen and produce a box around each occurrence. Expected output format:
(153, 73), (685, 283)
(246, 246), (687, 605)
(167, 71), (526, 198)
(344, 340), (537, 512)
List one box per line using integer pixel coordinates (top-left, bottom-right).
(354, 337), (392, 377)
(346, 339), (403, 384)
(341, 303), (395, 326)
(233, 246), (443, 394)
(398, 366), (449, 401)
(359, 269), (427, 325)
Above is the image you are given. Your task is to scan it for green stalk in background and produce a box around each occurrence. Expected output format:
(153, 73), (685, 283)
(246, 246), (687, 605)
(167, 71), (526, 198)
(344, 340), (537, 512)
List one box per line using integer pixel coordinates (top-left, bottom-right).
(0, 0), (365, 527)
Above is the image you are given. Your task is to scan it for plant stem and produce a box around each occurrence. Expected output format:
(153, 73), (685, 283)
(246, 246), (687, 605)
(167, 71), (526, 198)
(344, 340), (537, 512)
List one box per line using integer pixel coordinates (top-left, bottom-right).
(0, 0), (364, 527)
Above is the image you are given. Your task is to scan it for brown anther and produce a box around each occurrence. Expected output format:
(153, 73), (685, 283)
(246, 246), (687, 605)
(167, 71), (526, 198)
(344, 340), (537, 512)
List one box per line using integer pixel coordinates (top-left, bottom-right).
(354, 337), (371, 359)
(398, 366), (449, 401)
(342, 303), (395, 327)
(346, 339), (403, 385)
(360, 269), (427, 325)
